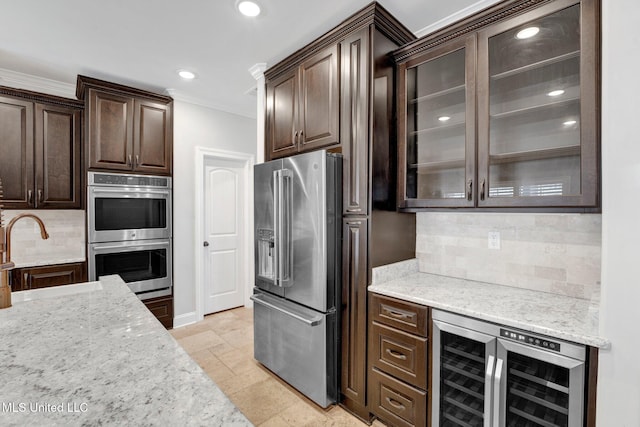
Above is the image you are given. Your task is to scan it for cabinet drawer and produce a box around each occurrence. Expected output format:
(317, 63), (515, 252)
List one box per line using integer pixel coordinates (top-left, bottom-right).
(370, 293), (428, 337)
(370, 368), (427, 427)
(370, 322), (427, 389)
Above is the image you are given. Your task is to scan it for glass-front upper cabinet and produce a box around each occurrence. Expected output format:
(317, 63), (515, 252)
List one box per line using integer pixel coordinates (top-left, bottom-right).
(477, 0), (598, 208)
(398, 36), (477, 209)
(395, 0), (599, 210)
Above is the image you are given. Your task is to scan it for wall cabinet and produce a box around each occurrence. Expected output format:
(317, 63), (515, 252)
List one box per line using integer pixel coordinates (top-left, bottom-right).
(0, 88), (83, 209)
(266, 44), (339, 159)
(10, 262), (86, 292)
(76, 75), (173, 176)
(369, 293), (428, 427)
(395, 0), (599, 210)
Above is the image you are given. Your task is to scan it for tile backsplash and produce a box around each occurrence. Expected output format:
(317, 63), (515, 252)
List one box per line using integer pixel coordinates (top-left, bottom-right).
(2, 210), (85, 267)
(416, 212), (601, 300)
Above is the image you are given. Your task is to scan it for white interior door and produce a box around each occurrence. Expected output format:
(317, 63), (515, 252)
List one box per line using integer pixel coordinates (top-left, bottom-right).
(203, 157), (245, 314)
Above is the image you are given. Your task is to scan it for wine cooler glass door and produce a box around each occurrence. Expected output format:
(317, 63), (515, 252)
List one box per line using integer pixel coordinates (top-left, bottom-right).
(433, 320), (497, 427)
(495, 338), (585, 427)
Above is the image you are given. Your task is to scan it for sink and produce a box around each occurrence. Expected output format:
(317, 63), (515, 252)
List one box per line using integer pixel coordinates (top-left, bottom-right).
(12, 281), (103, 303)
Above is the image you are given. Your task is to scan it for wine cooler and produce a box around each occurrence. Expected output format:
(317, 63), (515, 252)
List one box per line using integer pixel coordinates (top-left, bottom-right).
(432, 309), (586, 427)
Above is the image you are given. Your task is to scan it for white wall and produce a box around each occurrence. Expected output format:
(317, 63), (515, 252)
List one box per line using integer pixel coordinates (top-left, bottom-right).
(597, 0), (640, 424)
(172, 101), (256, 322)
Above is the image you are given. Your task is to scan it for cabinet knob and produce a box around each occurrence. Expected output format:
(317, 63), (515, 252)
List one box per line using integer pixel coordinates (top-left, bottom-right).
(480, 178), (486, 201)
(135, 155), (140, 167)
(38, 189), (43, 204)
(293, 131), (299, 144)
(27, 190), (33, 207)
(128, 155), (132, 167)
(466, 179), (473, 201)
(203, 241), (209, 247)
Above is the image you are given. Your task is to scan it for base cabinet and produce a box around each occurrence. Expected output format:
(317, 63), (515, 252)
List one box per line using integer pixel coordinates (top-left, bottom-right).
(143, 295), (173, 329)
(369, 294), (429, 427)
(10, 262), (87, 292)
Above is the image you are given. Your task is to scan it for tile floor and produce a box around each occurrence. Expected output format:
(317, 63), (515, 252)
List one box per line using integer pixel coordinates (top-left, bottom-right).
(170, 307), (386, 427)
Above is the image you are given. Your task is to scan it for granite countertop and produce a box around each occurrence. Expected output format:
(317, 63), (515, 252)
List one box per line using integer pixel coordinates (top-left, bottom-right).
(0, 275), (251, 426)
(369, 260), (609, 349)
(12, 256), (86, 269)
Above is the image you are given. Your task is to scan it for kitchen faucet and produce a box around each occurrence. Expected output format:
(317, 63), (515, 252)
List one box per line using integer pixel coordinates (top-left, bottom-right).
(0, 179), (50, 309)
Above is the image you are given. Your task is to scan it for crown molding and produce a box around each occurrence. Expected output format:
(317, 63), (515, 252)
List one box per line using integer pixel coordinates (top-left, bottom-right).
(414, 0), (504, 38)
(248, 63), (267, 80)
(0, 68), (76, 99)
(166, 88), (256, 119)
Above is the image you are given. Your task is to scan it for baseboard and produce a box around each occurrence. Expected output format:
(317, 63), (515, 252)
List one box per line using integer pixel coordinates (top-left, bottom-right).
(173, 311), (199, 328)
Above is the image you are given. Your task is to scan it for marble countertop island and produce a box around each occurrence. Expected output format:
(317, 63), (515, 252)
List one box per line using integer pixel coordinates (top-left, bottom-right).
(0, 275), (251, 426)
(369, 260), (609, 349)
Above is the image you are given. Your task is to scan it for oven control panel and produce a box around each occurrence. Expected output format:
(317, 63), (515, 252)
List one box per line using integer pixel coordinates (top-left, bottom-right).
(500, 328), (561, 352)
(90, 172), (170, 188)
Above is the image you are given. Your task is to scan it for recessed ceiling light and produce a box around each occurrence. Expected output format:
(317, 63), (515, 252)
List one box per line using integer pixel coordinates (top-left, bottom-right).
(238, 1), (261, 17)
(178, 70), (196, 80)
(563, 120), (577, 126)
(438, 116), (451, 122)
(547, 89), (565, 97)
(516, 26), (540, 39)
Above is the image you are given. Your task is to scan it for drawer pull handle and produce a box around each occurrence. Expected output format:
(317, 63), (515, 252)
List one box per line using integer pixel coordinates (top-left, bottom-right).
(381, 304), (413, 321)
(386, 349), (407, 360)
(386, 397), (406, 411)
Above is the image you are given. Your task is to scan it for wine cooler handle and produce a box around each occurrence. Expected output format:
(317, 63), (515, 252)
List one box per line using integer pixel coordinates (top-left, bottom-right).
(493, 357), (504, 427)
(485, 355), (495, 427)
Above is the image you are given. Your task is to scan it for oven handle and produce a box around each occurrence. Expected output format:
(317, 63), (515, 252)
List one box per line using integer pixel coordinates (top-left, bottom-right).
(91, 241), (170, 251)
(90, 188), (171, 195)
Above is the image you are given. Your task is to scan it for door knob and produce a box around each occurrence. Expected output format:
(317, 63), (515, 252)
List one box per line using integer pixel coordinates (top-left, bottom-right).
(203, 241), (209, 247)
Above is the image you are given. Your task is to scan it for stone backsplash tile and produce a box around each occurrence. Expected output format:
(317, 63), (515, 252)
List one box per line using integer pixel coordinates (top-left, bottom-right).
(2, 210), (85, 267)
(416, 212), (601, 300)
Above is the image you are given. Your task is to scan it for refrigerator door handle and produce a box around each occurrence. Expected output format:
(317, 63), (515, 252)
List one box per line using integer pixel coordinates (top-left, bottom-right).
(250, 294), (322, 326)
(273, 169), (292, 287)
(493, 357), (504, 427)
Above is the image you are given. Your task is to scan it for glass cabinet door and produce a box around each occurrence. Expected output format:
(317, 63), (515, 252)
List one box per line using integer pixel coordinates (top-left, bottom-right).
(399, 36), (476, 208)
(477, 0), (598, 207)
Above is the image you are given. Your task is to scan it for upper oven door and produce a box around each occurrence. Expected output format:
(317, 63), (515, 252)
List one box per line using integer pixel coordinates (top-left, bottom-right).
(88, 185), (172, 243)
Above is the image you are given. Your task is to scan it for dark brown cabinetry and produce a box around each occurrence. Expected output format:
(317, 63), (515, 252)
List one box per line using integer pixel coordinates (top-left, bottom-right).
(266, 44), (339, 159)
(369, 293), (429, 427)
(76, 75), (173, 175)
(0, 88), (83, 209)
(395, 0), (600, 210)
(10, 262), (86, 292)
(143, 295), (173, 329)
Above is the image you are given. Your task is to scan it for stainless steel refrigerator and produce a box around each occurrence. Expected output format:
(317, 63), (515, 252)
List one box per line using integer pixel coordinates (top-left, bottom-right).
(251, 150), (341, 408)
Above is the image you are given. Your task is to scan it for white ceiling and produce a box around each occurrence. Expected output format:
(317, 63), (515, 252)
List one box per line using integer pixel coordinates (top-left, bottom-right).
(0, 0), (500, 118)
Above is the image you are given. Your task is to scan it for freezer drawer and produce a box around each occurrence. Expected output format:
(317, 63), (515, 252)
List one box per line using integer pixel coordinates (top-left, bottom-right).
(252, 291), (337, 408)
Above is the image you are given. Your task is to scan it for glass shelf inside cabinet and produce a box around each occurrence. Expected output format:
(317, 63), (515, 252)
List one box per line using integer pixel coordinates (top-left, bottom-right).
(487, 4), (582, 199)
(406, 48), (467, 200)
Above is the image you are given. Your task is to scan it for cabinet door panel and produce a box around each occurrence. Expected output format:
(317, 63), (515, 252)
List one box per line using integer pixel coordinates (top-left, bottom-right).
(341, 29), (369, 214)
(477, 0), (598, 207)
(35, 104), (82, 208)
(134, 99), (172, 174)
(399, 35), (476, 209)
(266, 70), (298, 159)
(89, 89), (134, 171)
(299, 44), (339, 152)
(341, 218), (368, 406)
(0, 96), (34, 208)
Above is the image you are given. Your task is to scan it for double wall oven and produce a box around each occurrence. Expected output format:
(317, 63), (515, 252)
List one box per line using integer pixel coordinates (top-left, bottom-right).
(87, 172), (172, 300)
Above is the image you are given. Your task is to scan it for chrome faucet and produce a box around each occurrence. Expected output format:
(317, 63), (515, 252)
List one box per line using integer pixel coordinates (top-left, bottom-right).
(0, 179), (50, 309)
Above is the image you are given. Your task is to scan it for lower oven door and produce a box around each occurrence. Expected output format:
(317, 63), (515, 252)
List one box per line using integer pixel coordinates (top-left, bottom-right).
(88, 239), (172, 300)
